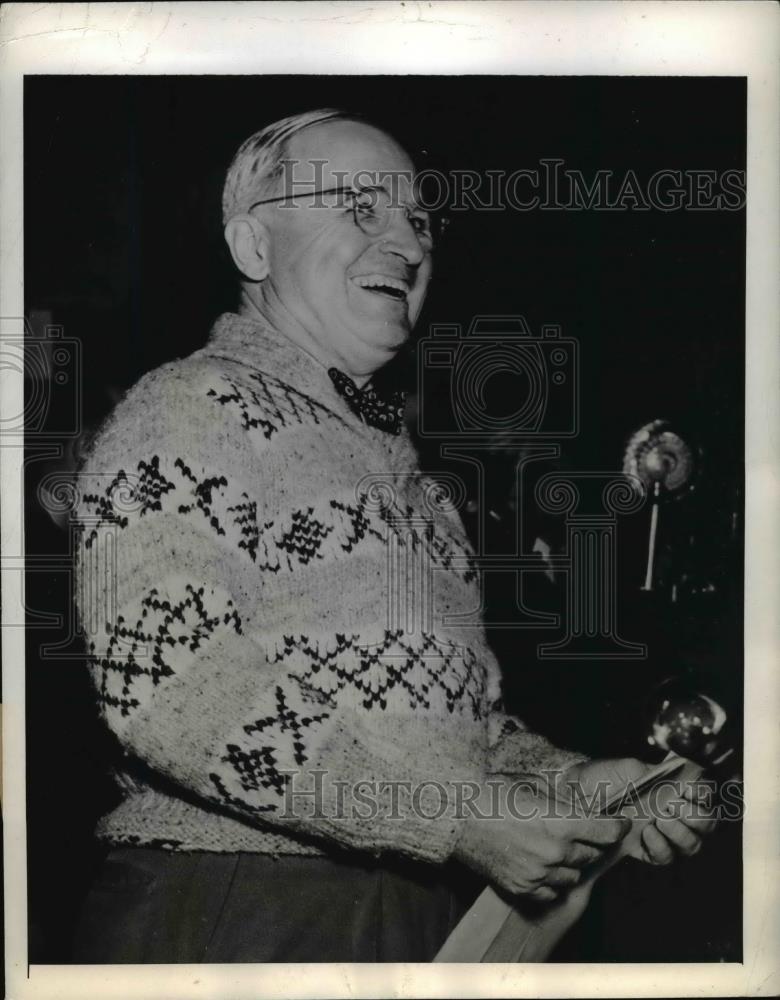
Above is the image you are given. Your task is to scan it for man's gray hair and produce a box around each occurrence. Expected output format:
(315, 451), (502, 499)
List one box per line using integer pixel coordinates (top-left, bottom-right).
(221, 108), (364, 225)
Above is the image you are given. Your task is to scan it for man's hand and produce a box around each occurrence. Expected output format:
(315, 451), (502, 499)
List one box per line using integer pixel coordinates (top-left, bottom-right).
(562, 758), (717, 866)
(454, 777), (630, 901)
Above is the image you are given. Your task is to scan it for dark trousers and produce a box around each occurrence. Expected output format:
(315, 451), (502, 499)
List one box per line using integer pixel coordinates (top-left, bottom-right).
(71, 847), (477, 963)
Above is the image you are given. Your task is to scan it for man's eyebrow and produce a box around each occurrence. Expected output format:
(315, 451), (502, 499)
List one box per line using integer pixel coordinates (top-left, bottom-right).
(352, 183), (430, 213)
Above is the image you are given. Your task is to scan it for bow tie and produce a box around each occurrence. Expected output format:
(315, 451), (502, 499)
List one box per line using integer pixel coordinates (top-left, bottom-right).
(328, 368), (406, 435)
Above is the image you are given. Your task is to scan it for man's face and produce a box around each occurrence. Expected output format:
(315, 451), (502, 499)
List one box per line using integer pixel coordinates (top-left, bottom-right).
(259, 120), (433, 379)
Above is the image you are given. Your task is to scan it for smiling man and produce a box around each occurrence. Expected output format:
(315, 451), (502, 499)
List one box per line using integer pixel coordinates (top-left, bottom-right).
(223, 114), (432, 381)
(72, 110), (714, 963)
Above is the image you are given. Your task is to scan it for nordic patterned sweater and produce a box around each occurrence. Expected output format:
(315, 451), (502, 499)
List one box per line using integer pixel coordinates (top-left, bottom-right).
(75, 311), (584, 861)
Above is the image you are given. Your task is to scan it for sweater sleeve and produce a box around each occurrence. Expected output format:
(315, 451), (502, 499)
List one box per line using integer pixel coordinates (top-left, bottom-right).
(75, 364), (480, 864)
(486, 707), (589, 777)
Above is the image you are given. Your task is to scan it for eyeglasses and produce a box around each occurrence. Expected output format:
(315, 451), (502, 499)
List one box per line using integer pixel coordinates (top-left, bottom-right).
(247, 185), (449, 251)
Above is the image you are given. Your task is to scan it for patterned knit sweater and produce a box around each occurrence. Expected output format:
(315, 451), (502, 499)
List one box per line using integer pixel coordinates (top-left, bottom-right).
(75, 312), (584, 861)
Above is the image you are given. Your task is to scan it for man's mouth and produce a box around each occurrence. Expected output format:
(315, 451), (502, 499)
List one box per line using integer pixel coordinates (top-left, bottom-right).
(351, 274), (410, 302)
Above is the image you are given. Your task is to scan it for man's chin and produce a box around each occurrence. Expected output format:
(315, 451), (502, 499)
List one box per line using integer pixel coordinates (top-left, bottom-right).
(372, 322), (411, 355)
(351, 317), (411, 355)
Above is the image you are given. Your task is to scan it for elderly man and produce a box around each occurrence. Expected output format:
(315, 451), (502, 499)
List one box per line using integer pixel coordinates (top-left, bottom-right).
(72, 109), (712, 963)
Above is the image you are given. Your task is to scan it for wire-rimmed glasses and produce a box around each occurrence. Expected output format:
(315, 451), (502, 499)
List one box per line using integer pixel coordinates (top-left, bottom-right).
(247, 185), (449, 251)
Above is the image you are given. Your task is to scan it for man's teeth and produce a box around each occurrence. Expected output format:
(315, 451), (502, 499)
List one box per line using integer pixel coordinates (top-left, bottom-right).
(353, 275), (409, 299)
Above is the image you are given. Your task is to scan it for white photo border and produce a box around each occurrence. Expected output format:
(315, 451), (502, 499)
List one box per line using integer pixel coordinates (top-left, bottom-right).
(2, 2), (778, 997)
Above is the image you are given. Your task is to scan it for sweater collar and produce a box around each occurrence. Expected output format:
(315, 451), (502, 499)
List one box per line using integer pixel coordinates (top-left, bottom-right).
(204, 311), (336, 403)
(202, 312), (412, 446)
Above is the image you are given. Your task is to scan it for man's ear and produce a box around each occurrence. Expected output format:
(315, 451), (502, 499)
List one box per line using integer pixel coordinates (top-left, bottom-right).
(224, 214), (271, 282)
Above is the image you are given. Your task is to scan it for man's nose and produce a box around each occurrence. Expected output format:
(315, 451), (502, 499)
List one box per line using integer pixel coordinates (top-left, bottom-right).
(379, 211), (426, 265)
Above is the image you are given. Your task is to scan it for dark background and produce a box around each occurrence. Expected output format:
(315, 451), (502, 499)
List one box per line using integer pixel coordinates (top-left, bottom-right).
(24, 76), (744, 962)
